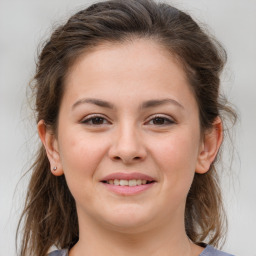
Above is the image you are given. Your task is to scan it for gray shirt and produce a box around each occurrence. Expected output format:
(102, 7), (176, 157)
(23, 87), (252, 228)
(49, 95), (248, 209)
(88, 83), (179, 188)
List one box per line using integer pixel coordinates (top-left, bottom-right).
(48, 245), (234, 256)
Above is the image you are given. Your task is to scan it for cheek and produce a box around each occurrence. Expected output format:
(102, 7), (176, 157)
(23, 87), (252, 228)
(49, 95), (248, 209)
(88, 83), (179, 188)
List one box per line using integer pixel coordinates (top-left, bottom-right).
(151, 130), (200, 194)
(57, 131), (110, 207)
(155, 132), (199, 168)
(58, 131), (107, 186)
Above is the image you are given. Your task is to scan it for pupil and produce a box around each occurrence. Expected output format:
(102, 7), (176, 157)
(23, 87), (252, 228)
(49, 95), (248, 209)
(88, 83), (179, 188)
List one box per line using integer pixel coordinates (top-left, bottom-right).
(153, 117), (164, 125)
(93, 117), (103, 124)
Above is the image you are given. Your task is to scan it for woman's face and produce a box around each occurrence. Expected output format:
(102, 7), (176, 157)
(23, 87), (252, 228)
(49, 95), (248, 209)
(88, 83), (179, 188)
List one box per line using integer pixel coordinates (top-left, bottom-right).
(46, 39), (209, 233)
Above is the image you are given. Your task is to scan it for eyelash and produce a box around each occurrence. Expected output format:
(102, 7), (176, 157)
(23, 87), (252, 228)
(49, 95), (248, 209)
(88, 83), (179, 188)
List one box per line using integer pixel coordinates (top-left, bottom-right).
(81, 114), (175, 126)
(146, 115), (175, 126)
(81, 114), (110, 125)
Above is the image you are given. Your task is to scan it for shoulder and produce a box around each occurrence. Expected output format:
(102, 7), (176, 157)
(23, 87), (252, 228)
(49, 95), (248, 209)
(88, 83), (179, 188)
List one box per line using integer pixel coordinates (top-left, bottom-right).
(200, 245), (235, 256)
(48, 249), (68, 256)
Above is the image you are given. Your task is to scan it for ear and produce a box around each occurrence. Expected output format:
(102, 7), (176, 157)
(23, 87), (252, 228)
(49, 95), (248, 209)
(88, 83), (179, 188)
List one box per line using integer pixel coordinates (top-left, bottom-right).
(196, 117), (223, 174)
(37, 120), (64, 176)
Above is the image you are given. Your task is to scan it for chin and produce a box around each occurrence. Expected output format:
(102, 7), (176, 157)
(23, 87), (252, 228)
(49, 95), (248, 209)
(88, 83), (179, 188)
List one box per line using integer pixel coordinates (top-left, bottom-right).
(99, 204), (155, 232)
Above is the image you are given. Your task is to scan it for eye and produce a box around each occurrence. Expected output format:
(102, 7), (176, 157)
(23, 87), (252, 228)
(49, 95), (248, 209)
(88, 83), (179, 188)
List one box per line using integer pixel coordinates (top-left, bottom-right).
(81, 115), (110, 125)
(146, 115), (175, 126)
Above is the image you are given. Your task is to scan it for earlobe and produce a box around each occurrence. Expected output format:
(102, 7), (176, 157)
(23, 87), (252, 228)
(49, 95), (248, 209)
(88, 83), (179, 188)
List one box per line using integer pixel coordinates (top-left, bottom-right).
(37, 120), (64, 176)
(196, 117), (223, 174)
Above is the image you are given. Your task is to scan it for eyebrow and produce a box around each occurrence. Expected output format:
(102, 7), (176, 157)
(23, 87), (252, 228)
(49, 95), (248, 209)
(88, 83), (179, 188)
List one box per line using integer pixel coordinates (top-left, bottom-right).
(72, 97), (184, 110)
(72, 98), (115, 110)
(141, 98), (184, 109)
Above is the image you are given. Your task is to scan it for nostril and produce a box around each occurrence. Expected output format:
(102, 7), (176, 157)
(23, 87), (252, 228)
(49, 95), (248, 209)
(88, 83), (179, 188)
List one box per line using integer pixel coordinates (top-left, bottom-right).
(112, 156), (141, 161)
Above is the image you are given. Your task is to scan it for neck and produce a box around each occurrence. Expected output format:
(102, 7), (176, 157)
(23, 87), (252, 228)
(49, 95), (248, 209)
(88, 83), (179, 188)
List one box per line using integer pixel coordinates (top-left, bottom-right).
(69, 209), (203, 256)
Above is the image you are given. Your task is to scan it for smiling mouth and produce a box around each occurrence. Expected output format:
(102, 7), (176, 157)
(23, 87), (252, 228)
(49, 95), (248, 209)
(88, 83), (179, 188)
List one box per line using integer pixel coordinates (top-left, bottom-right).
(100, 173), (156, 195)
(101, 179), (155, 186)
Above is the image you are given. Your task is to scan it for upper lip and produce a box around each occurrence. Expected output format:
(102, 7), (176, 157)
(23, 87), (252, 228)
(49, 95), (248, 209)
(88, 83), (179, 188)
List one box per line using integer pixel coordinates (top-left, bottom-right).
(101, 172), (156, 182)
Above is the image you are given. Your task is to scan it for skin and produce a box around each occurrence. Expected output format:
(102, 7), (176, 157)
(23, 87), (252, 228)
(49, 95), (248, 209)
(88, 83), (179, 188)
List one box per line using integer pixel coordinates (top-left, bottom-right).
(38, 39), (222, 256)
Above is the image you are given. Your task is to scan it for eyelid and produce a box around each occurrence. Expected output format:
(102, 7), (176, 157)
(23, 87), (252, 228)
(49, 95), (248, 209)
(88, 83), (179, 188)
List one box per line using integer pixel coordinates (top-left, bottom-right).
(80, 114), (111, 125)
(80, 113), (175, 126)
(145, 114), (176, 125)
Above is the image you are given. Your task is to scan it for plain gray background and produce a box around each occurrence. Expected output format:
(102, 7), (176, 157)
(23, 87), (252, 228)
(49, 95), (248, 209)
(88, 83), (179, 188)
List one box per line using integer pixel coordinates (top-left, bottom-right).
(0, 0), (255, 255)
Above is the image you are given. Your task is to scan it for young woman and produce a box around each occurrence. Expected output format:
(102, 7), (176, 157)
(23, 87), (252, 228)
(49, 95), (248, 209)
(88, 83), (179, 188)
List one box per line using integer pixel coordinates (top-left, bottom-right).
(17, 0), (236, 255)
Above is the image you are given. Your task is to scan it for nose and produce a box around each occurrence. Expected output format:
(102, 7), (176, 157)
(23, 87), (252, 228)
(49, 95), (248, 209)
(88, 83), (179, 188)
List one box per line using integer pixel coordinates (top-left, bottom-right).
(108, 123), (147, 164)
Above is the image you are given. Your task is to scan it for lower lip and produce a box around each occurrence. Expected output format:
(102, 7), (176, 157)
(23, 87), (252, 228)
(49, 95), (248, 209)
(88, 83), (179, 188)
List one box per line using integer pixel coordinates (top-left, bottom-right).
(101, 182), (155, 195)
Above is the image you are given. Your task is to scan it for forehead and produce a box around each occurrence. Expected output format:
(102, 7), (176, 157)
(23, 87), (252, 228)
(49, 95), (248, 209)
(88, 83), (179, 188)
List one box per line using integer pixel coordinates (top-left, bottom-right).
(62, 39), (197, 110)
(66, 38), (186, 82)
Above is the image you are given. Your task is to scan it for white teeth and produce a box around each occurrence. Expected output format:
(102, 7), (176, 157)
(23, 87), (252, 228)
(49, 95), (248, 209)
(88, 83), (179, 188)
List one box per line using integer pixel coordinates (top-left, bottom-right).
(120, 180), (129, 186)
(114, 179), (120, 185)
(129, 179), (137, 186)
(136, 179), (142, 185)
(106, 179), (150, 186)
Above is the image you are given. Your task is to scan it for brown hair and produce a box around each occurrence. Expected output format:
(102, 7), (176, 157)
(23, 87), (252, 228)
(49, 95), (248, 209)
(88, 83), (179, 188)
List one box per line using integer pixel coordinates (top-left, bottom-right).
(17, 0), (236, 255)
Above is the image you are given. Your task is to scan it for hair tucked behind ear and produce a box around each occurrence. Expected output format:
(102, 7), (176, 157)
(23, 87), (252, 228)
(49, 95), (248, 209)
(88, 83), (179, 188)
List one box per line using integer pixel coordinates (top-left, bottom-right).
(17, 0), (236, 255)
